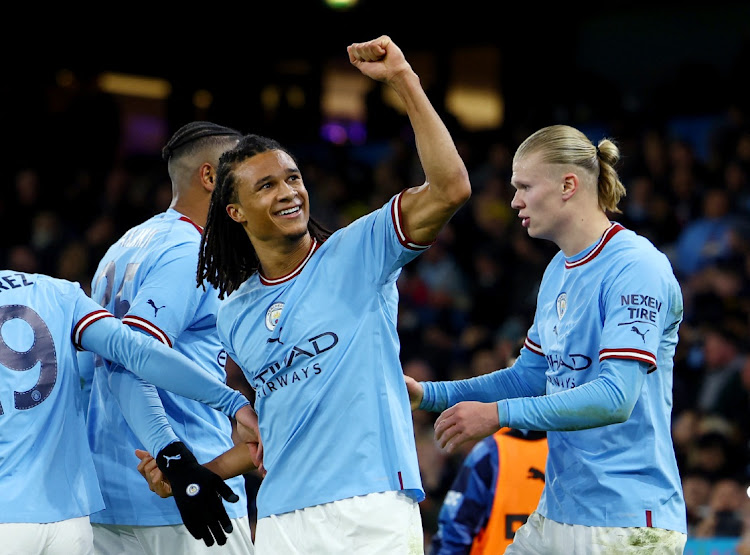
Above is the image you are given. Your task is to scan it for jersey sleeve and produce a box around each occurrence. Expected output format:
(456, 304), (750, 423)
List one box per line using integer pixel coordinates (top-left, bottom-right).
(421, 348), (548, 413)
(343, 192), (432, 286)
(77, 315), (250, 418)
(501, 358), (647, 431)
(107, 359), (180, 455)
(599, 257), (677, 372)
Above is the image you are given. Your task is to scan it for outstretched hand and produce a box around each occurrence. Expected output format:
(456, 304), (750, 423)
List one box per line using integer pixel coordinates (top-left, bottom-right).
(403, 375), (424, 411)
(347, 35), (412, 84)
(434, 401), (500, 454)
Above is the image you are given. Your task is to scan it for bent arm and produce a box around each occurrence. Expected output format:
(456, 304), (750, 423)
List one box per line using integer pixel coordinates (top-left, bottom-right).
(204, 443), (258, 479)
(348, 36), (471, 244)
(421, 352), (548, 412)
(108, 364), (179, 455)
(79, 315), (250, 417)
(500, 359), (647, 431)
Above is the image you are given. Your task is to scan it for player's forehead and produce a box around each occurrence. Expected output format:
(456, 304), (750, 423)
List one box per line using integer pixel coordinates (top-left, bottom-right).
(235, 150), (298, 185)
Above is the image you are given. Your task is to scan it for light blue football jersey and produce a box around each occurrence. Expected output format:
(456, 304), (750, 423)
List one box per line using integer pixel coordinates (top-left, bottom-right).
(423, 223), (686, 533)
(0, 271), (107, 523)
(86, 209), (247, 526)
(218, 192), (428, 519)
(526, 223), (685, 532)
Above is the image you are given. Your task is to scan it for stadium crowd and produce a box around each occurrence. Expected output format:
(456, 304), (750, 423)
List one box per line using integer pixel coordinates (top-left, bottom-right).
(2, 74), (750, 551)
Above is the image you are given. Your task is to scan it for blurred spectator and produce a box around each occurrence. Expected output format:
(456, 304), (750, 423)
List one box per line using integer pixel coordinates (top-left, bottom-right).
(674, 186), (737, 280)
(693, 324), (745, 415)
(429, 429), (548, 554)
(685, 425), (744, 484)
(4, 168), (46, 250)
(5, 245), (40, 274)
(693, 478), (746, 538)
(682, 471), (712, 536)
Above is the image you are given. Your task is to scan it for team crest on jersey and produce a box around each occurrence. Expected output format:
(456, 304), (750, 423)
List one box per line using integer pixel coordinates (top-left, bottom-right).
(265, 302), (284, 331)
(556, 292), (567, 320)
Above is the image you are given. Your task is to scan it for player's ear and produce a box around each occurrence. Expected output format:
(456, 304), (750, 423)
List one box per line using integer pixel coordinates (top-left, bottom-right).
(561, 172), (578, 200)
(201, 163), (217, 192)
(226, 203), (246, 224)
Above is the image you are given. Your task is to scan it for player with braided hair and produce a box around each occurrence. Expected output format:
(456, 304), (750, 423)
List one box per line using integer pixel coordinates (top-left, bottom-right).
(138, 34), (472, 554)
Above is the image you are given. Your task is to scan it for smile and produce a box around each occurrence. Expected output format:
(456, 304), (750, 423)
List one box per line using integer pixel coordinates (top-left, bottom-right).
(277, 206), (301, 216)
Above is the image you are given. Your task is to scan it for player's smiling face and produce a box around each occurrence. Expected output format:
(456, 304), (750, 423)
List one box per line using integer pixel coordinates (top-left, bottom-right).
(510, 152), (566, 242)
(226, 149), (310, 242)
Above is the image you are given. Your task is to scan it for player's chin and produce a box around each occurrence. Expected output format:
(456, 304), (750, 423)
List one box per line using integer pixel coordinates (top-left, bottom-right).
(283, 223), (310, 241)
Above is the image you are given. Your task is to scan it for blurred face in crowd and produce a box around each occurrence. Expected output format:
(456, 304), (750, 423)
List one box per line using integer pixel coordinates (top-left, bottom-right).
(226, 149), (310, 245)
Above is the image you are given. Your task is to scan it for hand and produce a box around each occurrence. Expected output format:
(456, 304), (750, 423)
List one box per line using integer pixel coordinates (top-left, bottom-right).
(234, 405), (265, 473)
(434, 401), (500, 454)
(156, 441), (239, 547)
(404, 375), (424, 411)
(347, 35), (412, 84)
(234, 404), (259, 444)
(135, 449), (173, 498)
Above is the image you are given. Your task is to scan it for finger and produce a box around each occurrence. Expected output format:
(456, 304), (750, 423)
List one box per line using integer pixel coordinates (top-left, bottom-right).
(218, 504), (234, 534)
(134, 448), (151, 461)
(187, 523), (211, 545)
(201, 528), (215, 548)
(215, 478), (240, 503)
(437, 424), (461, 450)
(434, 407), (453, 430)
(208, 515), (228, 546)
(434, 416), (454, 443)
(147, 466), (162, 483)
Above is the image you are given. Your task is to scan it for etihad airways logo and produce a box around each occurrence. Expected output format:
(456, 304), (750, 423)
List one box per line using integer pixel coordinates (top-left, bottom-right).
(254, 331), (339, 398)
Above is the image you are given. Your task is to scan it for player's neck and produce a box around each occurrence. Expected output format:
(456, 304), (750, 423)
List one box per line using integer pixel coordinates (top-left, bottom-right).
(169, 199), (208, 229)
(557, 212), (612, 257)
(256, 234), (314, 280)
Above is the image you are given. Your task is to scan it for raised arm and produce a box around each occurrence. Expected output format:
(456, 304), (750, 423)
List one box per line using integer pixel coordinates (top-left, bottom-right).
(348, 35), (471, 244)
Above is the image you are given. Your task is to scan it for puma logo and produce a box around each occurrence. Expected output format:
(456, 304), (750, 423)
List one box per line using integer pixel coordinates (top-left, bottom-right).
(631, 326), (649, 343)
(163, 454), (181, 467)
(147, 299), (166, 317)
(528, 467), (545, 482)
(267, 326), (284, 345)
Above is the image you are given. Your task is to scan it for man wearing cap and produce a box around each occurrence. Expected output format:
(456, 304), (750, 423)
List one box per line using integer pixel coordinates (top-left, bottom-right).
(84, 122), (256, 554)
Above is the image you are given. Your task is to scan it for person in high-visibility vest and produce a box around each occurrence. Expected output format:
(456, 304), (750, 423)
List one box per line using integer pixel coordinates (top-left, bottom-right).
(430, 428), (547, 554)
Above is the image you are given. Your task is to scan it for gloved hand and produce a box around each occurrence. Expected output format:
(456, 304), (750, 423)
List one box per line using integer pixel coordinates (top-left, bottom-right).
(156, 441), (239, 546)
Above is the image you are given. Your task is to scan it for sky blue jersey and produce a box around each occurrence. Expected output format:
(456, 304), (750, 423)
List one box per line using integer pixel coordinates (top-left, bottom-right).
(0, 270), (246, 524)
(422, 223), (687, 533)
(0, 272), (106, 524)
(86, 209), (247, 526)
(218, 192), (428, 519)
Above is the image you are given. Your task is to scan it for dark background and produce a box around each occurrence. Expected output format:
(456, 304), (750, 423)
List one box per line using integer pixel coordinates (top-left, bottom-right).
(5, 1), (750, 141)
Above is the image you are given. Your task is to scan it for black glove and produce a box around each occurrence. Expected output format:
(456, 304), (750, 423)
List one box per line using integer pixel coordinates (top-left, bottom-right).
(156, 441), (239, 546)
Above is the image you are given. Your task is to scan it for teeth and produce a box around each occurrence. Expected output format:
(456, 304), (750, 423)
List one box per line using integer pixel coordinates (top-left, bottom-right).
(279, 207), (299, 216)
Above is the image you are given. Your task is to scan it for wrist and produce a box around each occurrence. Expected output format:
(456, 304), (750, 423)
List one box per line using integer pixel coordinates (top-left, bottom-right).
(497, 400), (509, 428)
(156, 441), (195, 475)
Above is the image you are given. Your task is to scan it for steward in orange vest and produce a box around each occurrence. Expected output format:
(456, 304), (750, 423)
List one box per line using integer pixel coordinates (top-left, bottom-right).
(430, 428), (548, 554)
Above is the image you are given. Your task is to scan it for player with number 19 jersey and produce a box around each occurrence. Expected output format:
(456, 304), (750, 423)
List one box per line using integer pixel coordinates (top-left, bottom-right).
(0, 272), (107, 524)
(86, 208), (247, 526)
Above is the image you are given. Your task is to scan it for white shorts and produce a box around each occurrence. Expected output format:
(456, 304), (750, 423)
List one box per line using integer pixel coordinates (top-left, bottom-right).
(505, 511), (688, 554)
(0, 516), (94, 555)
(92, 516), (254, 555)
(254, 490), (424, 555)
